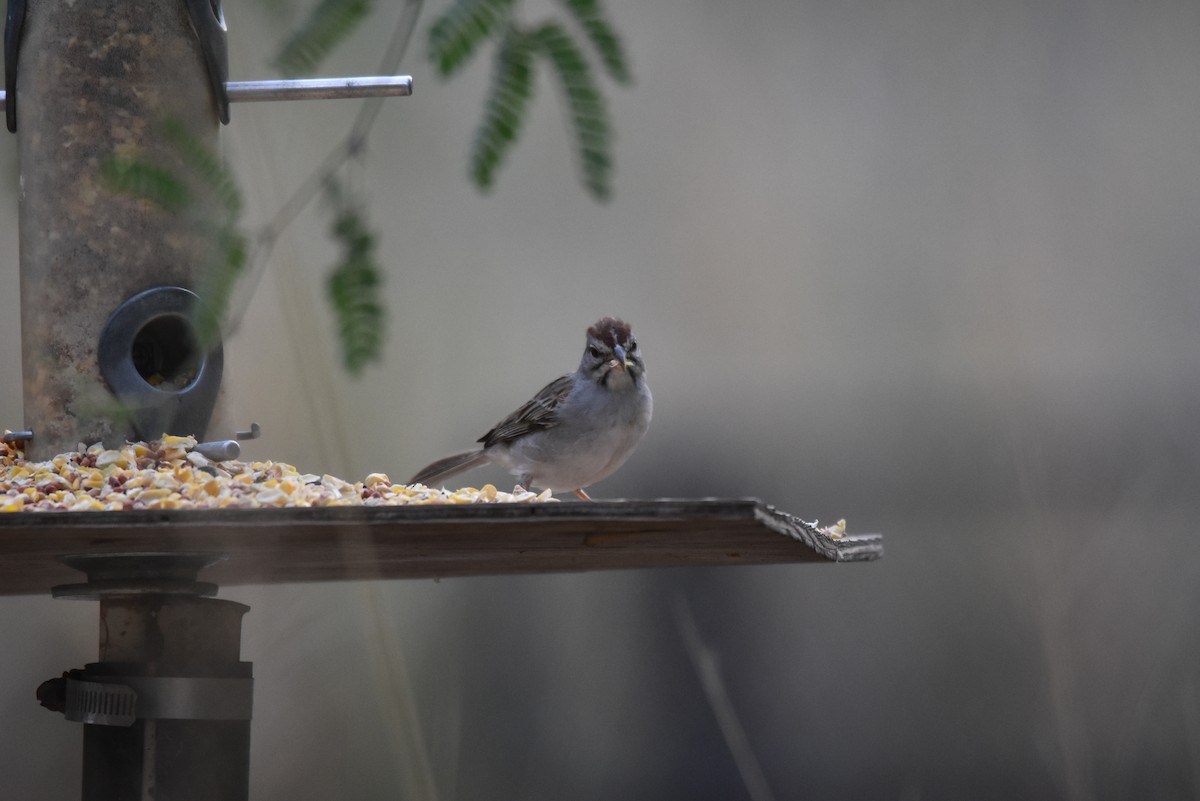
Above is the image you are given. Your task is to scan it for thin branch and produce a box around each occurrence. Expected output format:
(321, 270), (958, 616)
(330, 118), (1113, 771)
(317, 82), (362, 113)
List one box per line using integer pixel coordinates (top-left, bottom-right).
(362, 581), (442, 800)
(270, 0), (422, 243)
(226, 0), (423, 333)
(671, 594), (779, 801)
(1187, 677), (1200, 799)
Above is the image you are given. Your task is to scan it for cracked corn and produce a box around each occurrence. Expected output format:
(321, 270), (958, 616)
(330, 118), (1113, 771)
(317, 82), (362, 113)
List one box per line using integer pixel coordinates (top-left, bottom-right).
(0, 434), (556, 512)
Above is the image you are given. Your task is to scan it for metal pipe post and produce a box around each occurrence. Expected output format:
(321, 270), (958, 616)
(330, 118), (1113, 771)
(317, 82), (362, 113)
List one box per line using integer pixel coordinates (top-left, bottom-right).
(39, 554), (254, 801)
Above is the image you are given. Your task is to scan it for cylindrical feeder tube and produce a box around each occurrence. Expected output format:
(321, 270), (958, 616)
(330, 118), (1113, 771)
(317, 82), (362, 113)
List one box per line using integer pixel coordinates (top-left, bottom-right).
(17, 0), (225, 458)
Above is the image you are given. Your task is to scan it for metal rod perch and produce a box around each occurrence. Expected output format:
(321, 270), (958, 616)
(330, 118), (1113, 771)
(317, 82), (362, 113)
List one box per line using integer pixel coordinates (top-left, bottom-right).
(0, 75), (413, 112)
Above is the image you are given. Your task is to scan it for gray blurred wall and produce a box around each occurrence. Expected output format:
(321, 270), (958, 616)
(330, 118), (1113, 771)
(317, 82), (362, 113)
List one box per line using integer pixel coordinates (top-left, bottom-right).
(2, 0), (1199, 798)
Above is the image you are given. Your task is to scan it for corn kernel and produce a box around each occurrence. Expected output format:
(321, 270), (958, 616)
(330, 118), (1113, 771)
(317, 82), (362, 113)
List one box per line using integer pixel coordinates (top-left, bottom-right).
(95, 450), (124, 469)
(255, 487), (288, 506)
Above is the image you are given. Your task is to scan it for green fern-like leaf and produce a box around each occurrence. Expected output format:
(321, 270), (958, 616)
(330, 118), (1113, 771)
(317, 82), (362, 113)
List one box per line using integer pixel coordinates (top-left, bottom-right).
(428, 0), (516, 77)
(99, 125), (248, 346)
(275, 0), (373, 77)
(161, 119), (242, 220)
(556, 0), (631, 85)
(193, 228), (248, 348)
(470, 27), (536, 191)
(155, 119), (248, 345)
(327, 207), (385, 374)
(100, 158), (191, 213)
(531, 22), (613, 201)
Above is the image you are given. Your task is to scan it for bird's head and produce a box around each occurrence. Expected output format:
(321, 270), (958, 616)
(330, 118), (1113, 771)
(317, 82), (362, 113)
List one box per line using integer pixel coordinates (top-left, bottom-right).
(580, 317), (644, 389)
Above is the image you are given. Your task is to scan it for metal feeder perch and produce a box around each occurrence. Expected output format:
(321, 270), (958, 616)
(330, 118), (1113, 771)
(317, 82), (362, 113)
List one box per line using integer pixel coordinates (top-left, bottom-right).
(0, 2), (879, 800)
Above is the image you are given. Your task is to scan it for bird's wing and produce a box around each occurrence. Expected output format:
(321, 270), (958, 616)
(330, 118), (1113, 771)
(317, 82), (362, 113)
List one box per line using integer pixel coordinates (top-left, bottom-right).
(478, 373), (575, 448)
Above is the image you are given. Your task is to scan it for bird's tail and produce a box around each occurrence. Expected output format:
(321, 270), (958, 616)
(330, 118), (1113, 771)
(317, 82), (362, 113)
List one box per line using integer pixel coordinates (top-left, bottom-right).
(408, 449), (490, 487)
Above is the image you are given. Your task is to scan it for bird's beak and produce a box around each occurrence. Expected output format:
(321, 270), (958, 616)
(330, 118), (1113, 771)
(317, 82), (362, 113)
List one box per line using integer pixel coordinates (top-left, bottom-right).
(611, 344), (629, 370)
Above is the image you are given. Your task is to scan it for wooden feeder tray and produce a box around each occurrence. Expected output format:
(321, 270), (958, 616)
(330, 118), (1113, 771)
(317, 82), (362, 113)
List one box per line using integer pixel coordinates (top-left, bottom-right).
(0, 499), (881, 595)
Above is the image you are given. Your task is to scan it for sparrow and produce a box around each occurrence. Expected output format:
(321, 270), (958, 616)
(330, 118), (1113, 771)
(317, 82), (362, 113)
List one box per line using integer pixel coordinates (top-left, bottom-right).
(409, 317), (652, 499)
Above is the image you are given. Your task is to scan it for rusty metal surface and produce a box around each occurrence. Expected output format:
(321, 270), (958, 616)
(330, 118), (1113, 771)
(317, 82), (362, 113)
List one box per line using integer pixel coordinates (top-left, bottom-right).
(17, 0), (222, 458)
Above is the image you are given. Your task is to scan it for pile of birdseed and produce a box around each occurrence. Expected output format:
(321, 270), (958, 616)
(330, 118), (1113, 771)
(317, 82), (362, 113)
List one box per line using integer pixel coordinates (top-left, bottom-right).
(0, 434), (555, 512)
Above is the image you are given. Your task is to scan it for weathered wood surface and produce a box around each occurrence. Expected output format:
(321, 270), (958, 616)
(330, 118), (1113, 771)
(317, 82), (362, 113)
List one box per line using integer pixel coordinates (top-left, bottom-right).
(0, 499), (881, 596)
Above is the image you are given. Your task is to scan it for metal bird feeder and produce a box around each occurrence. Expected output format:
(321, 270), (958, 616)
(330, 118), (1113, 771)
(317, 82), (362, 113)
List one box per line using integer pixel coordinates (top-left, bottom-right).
(3, 1), (410, 798)
(3, 0), (411, 460)
(0, 2), (878, 800)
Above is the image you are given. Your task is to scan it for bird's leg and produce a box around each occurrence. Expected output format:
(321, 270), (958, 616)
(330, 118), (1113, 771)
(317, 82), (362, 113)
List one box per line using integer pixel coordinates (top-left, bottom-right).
(574, 488), (593, 501)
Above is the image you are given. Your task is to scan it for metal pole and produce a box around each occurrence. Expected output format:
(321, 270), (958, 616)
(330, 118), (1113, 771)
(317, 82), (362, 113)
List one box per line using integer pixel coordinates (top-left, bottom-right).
(39, 554), (254, 801)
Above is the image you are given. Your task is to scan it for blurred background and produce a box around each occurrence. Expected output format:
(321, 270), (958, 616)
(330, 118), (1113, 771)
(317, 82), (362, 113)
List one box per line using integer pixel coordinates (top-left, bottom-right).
(3, 0), (1200, 798)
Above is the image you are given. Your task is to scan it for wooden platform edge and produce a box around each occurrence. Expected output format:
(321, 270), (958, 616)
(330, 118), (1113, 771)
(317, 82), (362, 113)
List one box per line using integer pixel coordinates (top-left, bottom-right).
(0, 498), (883, 595)
(754, 503), (884, 562)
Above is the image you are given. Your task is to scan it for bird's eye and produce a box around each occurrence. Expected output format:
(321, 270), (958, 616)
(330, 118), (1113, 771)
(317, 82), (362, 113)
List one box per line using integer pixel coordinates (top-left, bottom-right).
(587, 345), (601, 359)
(628, 339), (637, 351)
